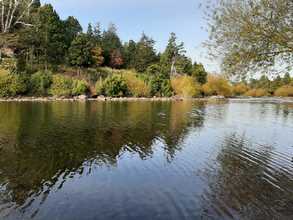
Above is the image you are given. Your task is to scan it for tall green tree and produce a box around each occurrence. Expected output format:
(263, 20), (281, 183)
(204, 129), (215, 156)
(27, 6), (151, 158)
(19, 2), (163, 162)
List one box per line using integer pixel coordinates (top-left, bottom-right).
(101, 23), (123, 66)
(64, 16), (82, 49)
(134, 33), (158, 72)
(283, 73), (291, 85)
(123, 40), (137, 69)
(68, 33), (94, 74)
(19, 4), (66, 70)
(192, 62), (208, 84)
(160, 32), (186, 76)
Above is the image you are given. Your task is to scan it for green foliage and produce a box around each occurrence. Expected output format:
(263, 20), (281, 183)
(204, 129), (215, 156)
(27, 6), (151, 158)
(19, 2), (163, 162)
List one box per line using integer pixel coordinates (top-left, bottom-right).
(122, 71), (150, 97)
(146, 64), (161, 76)
(0, 74), (28, 97)
(192, 62), (208, 84)
(131, 33), (158, 72)
(64, 16), (82, 49)
(68, 33), (94, 69)
(149, 75), (173, 97)
(101, 24), (123, 66)
(72, 79), (89, 96)
(95, 78), (104, 95)
(29, 71), (52, 95)
(100, 75), (128, 97)
(160, 32), (186, 75)
(283, 73), (291, 85)
(49, 75), (73, 97)
(171, 75), (201, 97)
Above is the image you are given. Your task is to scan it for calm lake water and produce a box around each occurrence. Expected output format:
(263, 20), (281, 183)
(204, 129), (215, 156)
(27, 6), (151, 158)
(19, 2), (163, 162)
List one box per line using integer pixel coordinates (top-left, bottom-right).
(0, 100), (292, 220)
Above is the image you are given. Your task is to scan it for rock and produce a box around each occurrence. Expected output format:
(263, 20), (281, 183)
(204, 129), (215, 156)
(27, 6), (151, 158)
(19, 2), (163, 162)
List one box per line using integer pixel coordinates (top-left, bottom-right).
(209, 95), (226, 99)
(77, 95), (87, 100)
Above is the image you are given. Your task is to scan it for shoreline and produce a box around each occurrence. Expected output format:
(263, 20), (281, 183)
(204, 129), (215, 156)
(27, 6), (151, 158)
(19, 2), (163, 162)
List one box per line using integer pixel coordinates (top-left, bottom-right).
(0, 96), (292, 103)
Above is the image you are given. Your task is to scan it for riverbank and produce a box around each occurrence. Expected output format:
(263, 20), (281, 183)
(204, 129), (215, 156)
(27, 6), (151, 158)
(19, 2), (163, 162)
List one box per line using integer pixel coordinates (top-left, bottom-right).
(0, 96), (293, 103)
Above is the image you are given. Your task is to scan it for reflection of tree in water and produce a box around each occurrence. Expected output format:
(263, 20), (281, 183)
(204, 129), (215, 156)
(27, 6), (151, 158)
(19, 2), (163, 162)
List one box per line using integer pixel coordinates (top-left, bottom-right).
(0, 101), (206, 212)
(199, 133), (293, 219)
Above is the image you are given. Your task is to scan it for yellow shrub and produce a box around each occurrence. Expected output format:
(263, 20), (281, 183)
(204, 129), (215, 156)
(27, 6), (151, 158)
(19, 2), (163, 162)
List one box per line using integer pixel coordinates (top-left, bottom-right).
(244, 88), (268, 97)
(233, 83), (249, 96)
(274, 86), (293, 97)
(0, 68), (9, 77)
(202, 75), (232, 97)
(171, 75), (201, 98)
(122, 71), (150, 97)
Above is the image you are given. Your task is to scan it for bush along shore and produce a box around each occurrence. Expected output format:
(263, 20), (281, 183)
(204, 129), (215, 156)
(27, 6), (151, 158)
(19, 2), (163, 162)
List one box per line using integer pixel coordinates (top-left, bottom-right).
(0, 67), (292, 102)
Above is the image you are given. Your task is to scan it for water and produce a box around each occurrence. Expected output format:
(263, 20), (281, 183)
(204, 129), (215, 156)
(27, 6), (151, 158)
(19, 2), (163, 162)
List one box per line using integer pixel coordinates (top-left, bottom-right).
(0, 100), (292, 220)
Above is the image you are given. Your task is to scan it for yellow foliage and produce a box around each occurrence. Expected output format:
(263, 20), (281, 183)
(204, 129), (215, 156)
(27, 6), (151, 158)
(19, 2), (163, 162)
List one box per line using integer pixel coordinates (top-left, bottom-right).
(122, 71), (150, 97)
(202, 75), (233, 97)
(274, 86), (293, 97)
(244, 88), (268, 97)
(0, 68), (9, 77)
(232, 83), (249, 96)
(171, 75), (201, 98)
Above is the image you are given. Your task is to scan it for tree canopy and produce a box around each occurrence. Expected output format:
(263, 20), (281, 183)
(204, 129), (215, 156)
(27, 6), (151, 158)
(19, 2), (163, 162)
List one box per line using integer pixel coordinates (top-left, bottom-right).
(205, 0), (293, 76)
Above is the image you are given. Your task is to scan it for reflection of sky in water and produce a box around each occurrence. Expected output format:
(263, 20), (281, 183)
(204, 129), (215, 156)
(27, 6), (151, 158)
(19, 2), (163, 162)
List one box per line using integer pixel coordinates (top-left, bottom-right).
(0, 100), (292, 220)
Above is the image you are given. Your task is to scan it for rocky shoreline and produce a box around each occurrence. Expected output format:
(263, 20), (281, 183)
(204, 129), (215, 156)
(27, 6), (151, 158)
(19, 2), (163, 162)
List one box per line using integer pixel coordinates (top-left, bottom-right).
(0, 95), (226, 102)
(0, 96), (292, 103)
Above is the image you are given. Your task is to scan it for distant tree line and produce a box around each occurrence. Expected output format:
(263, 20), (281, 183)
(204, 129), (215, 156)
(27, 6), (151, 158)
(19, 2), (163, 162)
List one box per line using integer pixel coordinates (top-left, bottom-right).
(0, 2), (207, 80)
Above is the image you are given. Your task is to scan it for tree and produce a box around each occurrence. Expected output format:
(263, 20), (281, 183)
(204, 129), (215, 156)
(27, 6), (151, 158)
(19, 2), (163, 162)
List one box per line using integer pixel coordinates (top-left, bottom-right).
(110, 49), (123, 69)
(68, 33), (94, 74)
(134, 33), (158, 72)
(101, 23), (123, 66)
(205, 0), (293, 76)
(18, 4), (66, 70)
(64, 16), (82, 49)
(123, 40), (137, 69)
(192, 62), (208, 84)
(87, 23), (93, 38)
(283, 73), (291, 85)
(93, 22), (102, 44)
(176, 55), (193, 75)
(160, 32), (186, 76)
(91, 46), (104, 67)
(0, 0), (36, 33)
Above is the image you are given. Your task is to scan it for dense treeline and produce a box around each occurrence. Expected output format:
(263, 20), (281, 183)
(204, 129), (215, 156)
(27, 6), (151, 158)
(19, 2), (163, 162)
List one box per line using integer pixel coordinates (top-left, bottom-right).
(0, 2), (209, 98)
(0, 1), (292, 98)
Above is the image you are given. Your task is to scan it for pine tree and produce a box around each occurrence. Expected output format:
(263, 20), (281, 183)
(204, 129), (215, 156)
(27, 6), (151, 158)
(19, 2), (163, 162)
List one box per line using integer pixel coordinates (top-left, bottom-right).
(134, 33), (158, 72)
(68, 34), (94, 74)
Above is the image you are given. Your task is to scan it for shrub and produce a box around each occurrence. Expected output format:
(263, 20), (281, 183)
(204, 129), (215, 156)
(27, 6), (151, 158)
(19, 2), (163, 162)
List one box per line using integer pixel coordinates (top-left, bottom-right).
(0, 74), (28, 97)
(102, 75), (128, 97)
(95, 78), (104, 96)
(232, 83), (249, 96)
(274, 86), (293, 97)
(145, 64), (161, 76)
(122, 71), (150, 97)
(49, 75), (73, 97)
(202, 75), (233, 97)
(29, 71), (52, 96)
(72, 79), (89, 96)
(244, 88), (268, 97)
(0, 68), (9, 77)
(171, 75), (201, 98)
(160, 79), (173, 97)
(149, 75), (173, 97)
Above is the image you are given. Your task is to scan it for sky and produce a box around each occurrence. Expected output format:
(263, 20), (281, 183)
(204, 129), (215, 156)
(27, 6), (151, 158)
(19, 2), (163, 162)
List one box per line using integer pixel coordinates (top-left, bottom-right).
(42, 0), (220, 73)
